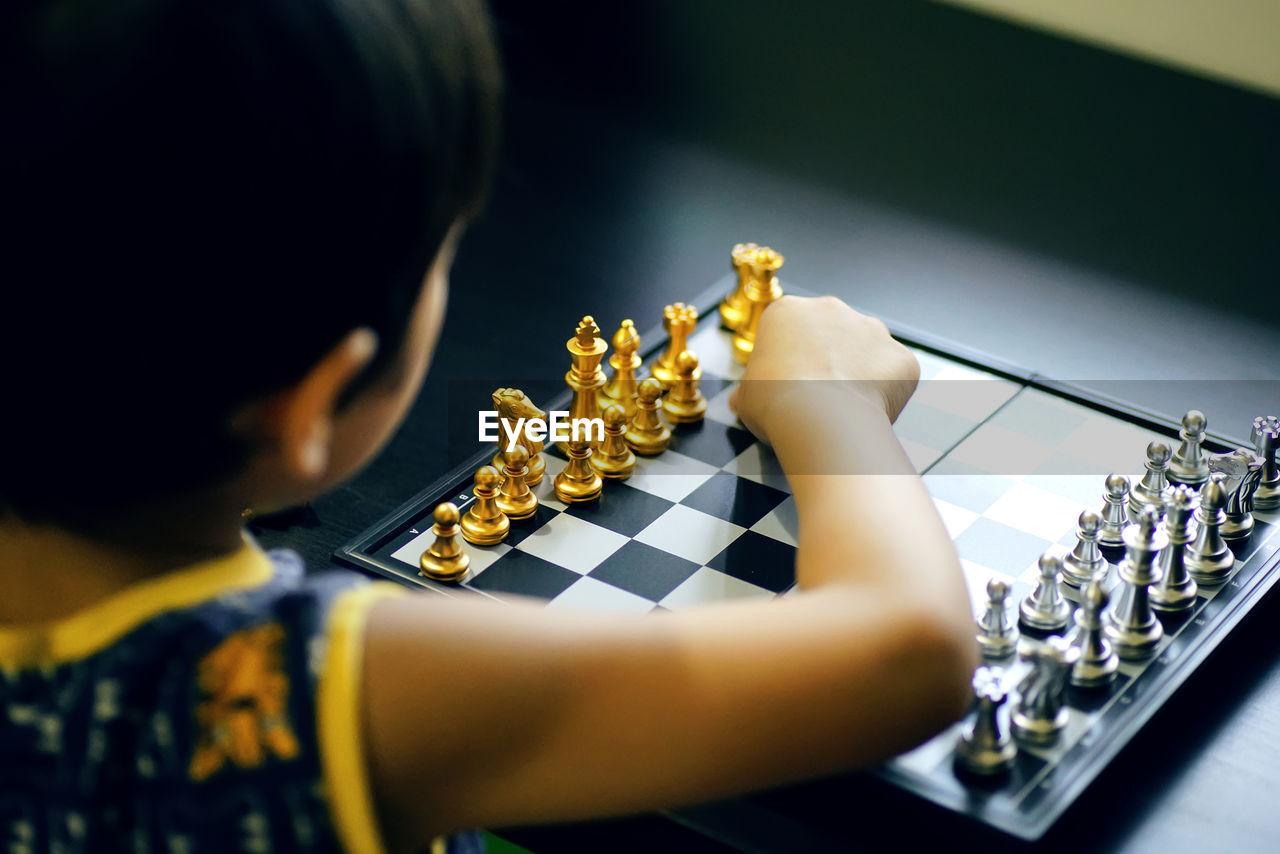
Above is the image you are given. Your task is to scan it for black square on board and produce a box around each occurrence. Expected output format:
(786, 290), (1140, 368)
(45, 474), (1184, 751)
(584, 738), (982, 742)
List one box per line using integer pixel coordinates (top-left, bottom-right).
(680, 474), (788, 528)
(502, 503), (560, 546)
(693, 375), (729, 400)
(668, 421), (755, 467)
(705, 531), (796, 593)
(469, 551), (580, 600)
(588, 541), (701, 602)
(564, 482), (674, 537)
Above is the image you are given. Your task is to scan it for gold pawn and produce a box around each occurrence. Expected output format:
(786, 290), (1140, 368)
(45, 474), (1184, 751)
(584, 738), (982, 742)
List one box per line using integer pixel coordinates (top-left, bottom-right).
(419, 502), (470, 582)
(591, 404), (637, 479)
(598, 319), (641, 418)
(460, 466), (510, 546)
(554, 439), (604, 503)
(651, 303), (697, 386)
(662, 351), (707, 424)
(496, 445), (538, 520)
(719, 242), (759, 331)
(731, 246), (784, 365)
(626, 377), (671, 456)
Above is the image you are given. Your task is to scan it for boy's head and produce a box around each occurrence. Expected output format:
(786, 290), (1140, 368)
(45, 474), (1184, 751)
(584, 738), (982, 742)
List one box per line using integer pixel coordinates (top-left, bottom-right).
(1, 0), (501, 531)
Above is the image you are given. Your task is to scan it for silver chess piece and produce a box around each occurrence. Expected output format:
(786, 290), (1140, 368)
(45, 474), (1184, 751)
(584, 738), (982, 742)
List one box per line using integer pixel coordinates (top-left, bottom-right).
(1062, 509), (1107, 588)
(1151, 485), (1198, 614)
(1098, 473), (1132, 549)
(1208, 447), (1264, 542)
(1168, 410), (1210, 487)
(1069, 580), (1119, 689)
(1012, 636), (1080, 748)
(976, 578), (1019, 662)
(1185, 473), (1235, 584)
(1104, 507), (1167, 661)
(1250, 415), (1279, 512)
(1019, 554), (1071, 634)
(955, 666), (1017, 776)
(1129, 440), (1172, 519)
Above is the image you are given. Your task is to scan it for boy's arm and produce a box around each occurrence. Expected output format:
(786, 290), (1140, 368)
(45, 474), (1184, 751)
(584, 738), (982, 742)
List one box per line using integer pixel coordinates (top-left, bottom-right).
(359, 296), (977, 849)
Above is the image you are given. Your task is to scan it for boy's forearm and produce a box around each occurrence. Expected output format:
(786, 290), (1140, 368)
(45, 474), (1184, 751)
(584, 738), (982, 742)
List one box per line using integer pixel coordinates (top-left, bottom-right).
(768, 391), (971, 630)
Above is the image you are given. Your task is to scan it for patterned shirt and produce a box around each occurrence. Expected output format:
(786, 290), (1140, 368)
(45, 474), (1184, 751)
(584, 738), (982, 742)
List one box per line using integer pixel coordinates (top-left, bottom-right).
(0, 537), (480, 853)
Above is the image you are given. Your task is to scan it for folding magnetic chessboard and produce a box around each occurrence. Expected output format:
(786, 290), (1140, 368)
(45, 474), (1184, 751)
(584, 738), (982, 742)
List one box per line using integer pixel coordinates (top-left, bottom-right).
(336, 277), (1280, 841)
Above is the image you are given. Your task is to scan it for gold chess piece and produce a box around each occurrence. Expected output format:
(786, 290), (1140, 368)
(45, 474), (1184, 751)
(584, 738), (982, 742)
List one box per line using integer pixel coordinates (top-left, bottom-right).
(565, 316), (608, 438)
(496, 445), (538, 520)
(554, 438), (604, 503)
(719, 242), (760, 331)
(731, 246), (784, 365)
(591, 403), (637, 479)
(460, 466), (510, 546)
(419, 502), (470, 582)
(662, 350), (707, 424)
(651, 303), (697, 386)
(490, 388), (545, 485)
(598, 319), (641, 418)
(626, 377), (671, 456)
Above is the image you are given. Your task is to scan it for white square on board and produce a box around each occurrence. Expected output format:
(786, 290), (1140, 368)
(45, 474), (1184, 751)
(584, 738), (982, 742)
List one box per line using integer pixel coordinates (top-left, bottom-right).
(685, 324), (744, 381)
(751, 496), (799, 547)
(515, 513), (629, 574)
(547, 576), (657, 614)
(948, 424), (1055, 478)
(1058, 414), (1161, 477)
(931, 497), (980, 540)
(722, 443), (790, 493)
(704, 384), (740, 427)
(635, 504), (745, 566)
(984, 482), (1084, 543)
(626, 451), (719, 502)
(924, 365), (1019, 420)
(658, 566), (775, 611)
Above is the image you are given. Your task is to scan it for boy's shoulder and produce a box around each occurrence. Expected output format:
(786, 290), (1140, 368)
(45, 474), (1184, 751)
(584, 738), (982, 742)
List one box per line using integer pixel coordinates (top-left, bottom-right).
(0, 542), (414, 853)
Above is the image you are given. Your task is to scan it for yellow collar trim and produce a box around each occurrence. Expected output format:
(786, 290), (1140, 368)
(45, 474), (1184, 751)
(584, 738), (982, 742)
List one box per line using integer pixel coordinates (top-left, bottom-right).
(0, 535), (275, 669)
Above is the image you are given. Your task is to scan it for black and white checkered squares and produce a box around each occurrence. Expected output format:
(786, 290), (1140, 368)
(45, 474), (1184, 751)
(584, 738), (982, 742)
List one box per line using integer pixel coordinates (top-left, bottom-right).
(389, 429), (801, 611)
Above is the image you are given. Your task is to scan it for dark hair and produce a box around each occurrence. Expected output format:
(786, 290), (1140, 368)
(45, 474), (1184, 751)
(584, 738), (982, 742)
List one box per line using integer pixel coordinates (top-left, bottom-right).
(1, 0), (501, 527)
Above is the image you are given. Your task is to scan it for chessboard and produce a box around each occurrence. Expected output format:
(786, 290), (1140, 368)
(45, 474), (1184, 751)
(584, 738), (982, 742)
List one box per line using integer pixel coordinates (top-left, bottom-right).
(335, 275), (1280, 841)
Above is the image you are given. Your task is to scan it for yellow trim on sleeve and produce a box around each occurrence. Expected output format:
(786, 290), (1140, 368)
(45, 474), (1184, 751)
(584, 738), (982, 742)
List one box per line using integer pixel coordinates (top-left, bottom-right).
(0, 534), (274, 668)
(317, 582), (407, 854)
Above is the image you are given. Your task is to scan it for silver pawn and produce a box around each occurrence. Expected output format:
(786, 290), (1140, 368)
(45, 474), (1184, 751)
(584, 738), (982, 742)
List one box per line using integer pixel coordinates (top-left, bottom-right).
(1209, 447), (1264, 542)
(1151, 485), (1199, 614)
(1129, 440), (1172, 519)
(1062, 509), (1107, 588)
(976, 578), (1019, 662)
(1069, 581), (1119, 689)
(1104, 507), (1167, 660)
(1250, 416), (1279, 511)
(1185, 473), (1235, 584)
(1019, 554), (1071, 634)
(955, 666), (1017, 776)
(1012, 636), (1080, 748)
(1168, 410), (1210, 487)
(1098, 473), (1131, 549)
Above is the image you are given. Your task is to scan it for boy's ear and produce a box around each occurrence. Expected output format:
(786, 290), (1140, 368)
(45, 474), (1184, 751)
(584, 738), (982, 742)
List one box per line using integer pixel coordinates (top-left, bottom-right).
(237, 328), (379, 479)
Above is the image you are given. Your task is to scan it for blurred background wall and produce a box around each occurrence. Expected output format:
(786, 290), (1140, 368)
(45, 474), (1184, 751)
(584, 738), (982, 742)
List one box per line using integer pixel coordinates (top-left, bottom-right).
(488, 0), (1279, 312)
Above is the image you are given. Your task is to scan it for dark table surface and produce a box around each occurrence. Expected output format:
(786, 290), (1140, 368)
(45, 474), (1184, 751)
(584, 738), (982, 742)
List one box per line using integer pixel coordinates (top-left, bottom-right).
(253, 2), (1280, 850)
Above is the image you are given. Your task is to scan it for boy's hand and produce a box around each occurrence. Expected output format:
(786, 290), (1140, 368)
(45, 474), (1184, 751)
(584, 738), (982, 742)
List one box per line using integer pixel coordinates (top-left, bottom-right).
(729, 295), (919, 446)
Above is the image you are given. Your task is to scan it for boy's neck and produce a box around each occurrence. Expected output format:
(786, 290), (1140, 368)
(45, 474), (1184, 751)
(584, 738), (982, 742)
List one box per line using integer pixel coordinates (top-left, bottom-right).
(0, 508), (246, 625)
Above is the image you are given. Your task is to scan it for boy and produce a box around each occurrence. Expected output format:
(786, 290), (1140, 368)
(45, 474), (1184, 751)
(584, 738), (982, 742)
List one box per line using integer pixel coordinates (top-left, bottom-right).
(0, 1), (976, 851)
